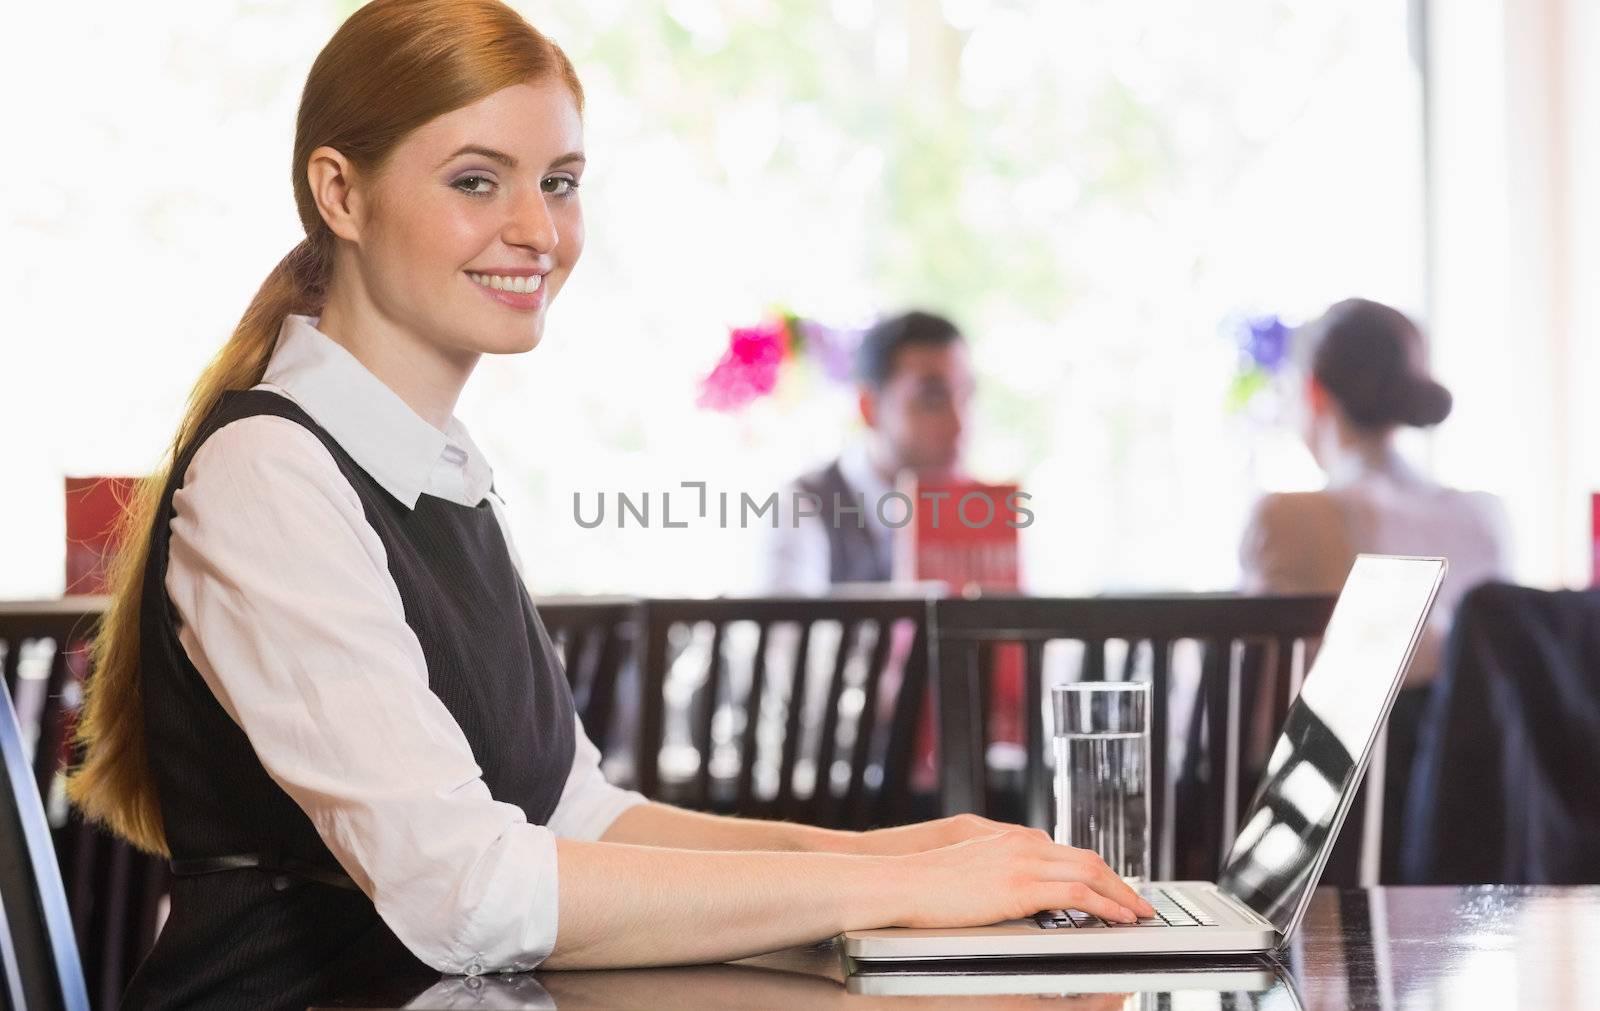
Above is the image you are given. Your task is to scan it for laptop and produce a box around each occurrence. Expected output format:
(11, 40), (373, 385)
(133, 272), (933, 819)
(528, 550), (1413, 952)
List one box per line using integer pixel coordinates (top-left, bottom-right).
(842, 554), (1446, 960)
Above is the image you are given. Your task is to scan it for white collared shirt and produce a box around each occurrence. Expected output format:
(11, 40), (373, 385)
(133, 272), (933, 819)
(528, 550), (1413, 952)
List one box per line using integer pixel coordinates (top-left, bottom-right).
(1239, 444), (1513, 685)
(164, 313), (645, 974)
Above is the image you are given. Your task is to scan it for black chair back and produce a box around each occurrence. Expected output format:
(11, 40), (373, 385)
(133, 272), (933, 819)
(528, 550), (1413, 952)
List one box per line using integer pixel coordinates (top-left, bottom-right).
(0, 656), (90, 1011)
(931, 594), (1337, 879)
(635, 597), (934, 829)
(535, 596), (640, 758)
(1403, 582), (1600, 884)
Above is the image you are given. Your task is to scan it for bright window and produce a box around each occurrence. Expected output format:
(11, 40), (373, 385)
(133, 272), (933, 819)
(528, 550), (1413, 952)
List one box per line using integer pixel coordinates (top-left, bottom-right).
(0, 1), (1425, 597)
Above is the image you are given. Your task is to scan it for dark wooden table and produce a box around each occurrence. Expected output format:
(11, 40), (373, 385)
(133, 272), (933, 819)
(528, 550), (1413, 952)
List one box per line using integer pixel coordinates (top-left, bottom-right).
(313, 885), (1600, 1009)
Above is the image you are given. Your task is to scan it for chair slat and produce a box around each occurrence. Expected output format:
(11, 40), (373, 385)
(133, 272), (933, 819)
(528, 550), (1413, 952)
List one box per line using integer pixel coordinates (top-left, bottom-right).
(1022, 639), (1049, 831)
(1200, 637), (1229, 871)
(1222, 639), (1246, 849)
(635, 604), (670, 799)
(692, 621), (727, 808)
(1083, 638), (1106, 680)
(734, 622), (771, 809)
(808, 620), (859, 827)
(844, 620), (894, 826)
(773, 620), (813, 820)
(1150, 637), (1173, 880)
(879, 621), (930, 828)
(975, 640), (996, 800)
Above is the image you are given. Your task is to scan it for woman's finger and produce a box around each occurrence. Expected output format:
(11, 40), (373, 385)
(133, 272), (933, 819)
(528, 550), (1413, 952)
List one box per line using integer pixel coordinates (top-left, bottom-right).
(1080, 859), (1154, 916)
(1041, 847), (1154, 916)
(1038, 881), (1137, 924)
(1103, 870), (1155, 917)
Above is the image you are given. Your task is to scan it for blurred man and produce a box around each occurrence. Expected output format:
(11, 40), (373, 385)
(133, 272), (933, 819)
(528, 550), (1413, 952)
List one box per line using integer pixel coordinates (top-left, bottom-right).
(761, 310), (974, 594)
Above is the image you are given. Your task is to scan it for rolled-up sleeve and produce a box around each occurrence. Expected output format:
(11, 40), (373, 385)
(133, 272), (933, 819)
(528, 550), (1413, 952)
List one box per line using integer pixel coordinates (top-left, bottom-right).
(546, 718), (647, 841)
(165, 416), (561, 974)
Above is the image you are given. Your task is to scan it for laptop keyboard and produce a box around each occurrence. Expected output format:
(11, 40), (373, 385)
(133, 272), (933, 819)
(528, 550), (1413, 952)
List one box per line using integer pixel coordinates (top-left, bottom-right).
(1032, 887), (1219, 929)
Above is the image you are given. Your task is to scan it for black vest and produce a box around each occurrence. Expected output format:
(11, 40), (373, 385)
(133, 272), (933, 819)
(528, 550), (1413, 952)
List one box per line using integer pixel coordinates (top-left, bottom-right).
(794, 458), (892, 584)
(122, 389), (576, 1010)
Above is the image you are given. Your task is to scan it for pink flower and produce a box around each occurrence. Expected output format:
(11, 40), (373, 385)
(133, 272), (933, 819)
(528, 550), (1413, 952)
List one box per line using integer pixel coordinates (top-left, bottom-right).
(697, 320), (790, 411)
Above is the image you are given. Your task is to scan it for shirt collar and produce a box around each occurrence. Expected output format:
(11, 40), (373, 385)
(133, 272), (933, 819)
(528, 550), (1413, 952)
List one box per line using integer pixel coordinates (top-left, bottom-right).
(838, 439), (893, 505)
(256, 313), (495, 510)
(1325, 440), (1425, 491)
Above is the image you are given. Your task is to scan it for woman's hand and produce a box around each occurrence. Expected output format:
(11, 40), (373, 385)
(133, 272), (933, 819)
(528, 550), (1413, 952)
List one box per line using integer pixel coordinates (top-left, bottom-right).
(846, 813), (1044, 856)
(879, 829), (1156, 928)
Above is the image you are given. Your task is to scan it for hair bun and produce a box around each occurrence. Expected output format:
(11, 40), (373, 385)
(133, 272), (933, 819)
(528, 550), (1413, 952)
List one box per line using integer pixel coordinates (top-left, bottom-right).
(1308, 298), (1453, 431)
(1402, 378), (1453, 428)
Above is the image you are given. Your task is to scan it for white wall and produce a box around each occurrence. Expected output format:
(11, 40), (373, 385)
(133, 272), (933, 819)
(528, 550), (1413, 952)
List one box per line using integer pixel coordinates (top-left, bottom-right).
(1426, 0), (1600, 588)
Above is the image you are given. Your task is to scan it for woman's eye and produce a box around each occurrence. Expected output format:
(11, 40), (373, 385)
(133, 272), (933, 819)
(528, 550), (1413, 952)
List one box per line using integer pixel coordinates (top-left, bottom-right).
(541, 175), (580, 197)
(453, 175), (495, 196)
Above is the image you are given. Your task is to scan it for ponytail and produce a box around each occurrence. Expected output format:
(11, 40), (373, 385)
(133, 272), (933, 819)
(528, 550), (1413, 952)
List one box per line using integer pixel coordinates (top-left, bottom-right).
(66, 231), (330, 854)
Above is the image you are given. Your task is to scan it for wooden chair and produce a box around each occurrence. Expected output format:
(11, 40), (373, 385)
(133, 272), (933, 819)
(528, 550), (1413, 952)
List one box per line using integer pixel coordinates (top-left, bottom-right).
(634, 597), (935, 830)
(0, 655), (90, 1010)
(534, 596), (641, 759)
(930, 594), (1337, 879)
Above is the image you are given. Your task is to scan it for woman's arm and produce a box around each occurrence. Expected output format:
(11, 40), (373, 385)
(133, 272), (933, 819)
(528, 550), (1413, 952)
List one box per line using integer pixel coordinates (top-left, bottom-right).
(546, 828), (1153, 969)
(169, 420), (1150, 975)
(601, 801), (1033, 857)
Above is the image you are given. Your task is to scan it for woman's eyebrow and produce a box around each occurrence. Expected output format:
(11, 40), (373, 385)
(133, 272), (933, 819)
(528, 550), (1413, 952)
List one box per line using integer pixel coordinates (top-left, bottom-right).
(434, 146), (587, 171)
(436, 144), (518, 170)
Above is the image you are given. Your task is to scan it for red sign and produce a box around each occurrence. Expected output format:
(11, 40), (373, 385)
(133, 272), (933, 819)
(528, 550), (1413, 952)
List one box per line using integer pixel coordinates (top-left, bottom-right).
(891, 478), (1025, 591)
(1592, 493), (1599, 588)
(65, 476), (138, 594)
(892, 477), (1029, 791)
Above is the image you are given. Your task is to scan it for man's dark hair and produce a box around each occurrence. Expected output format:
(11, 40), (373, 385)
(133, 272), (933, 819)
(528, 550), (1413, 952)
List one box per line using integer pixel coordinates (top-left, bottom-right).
(853, 310), (965, 391)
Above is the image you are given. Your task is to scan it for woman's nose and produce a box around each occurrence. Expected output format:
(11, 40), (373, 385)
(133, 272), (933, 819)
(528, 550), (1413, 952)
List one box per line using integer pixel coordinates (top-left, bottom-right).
(505, 189), (558, 252)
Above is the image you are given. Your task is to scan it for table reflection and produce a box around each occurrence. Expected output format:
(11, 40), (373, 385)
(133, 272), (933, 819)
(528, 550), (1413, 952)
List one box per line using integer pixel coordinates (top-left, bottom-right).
(315, 887), (1600, 1010)
(396, 961), (1298, 1010)
(1287, 886), (1600, 1010)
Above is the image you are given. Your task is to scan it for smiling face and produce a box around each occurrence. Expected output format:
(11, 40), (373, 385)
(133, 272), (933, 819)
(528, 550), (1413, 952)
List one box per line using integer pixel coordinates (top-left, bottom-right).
(349, 78), (585, 357)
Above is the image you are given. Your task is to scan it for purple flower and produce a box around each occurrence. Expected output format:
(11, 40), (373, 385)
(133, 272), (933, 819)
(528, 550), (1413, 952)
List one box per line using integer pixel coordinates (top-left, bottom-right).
(1243, 315), (1291, 373)
(797, 319), (860, 384)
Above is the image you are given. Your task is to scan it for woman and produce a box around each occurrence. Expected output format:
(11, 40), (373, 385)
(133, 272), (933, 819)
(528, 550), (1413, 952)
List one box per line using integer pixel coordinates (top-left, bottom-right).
(1240, 298), (1512, 682)
(1239, 297), (1511, 877)
(68, 2), (1150, 1006)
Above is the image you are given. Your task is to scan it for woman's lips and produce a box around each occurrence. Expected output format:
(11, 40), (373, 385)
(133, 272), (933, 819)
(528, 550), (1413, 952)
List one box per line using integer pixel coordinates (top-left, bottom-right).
(466, 270), (546, 311)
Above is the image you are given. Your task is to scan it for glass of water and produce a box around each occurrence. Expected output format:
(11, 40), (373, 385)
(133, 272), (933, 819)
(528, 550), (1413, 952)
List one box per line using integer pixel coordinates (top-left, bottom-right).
(1051, 681), (1151, 883)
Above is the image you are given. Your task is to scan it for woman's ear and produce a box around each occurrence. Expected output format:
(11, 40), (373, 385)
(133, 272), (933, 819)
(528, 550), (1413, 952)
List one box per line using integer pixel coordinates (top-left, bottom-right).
(306, 145), (365, 243)
(1305, 374), (1330, 418)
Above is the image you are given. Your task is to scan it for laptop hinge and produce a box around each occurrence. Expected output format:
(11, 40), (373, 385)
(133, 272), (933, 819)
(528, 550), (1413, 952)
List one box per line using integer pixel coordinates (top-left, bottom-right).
(1208, 885), (1277, 932)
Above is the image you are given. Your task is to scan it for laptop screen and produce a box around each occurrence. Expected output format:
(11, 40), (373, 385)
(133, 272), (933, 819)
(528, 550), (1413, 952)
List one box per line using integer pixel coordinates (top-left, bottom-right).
(1216, 555), (1445, 938)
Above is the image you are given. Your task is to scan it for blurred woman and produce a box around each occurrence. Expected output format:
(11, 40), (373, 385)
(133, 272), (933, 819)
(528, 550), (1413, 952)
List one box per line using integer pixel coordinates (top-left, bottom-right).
(1239, 297), (1511, 876)
(1240, 298), (1511, 681)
